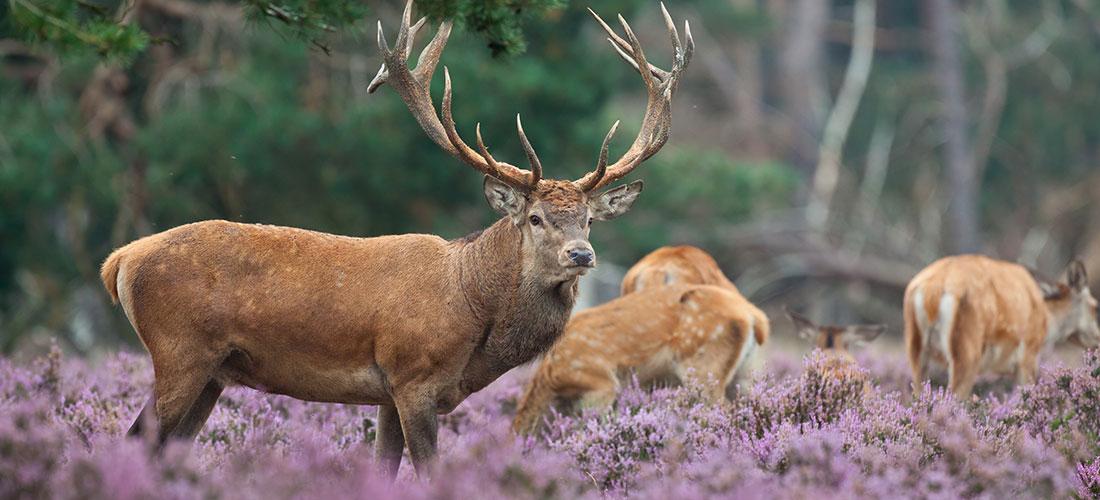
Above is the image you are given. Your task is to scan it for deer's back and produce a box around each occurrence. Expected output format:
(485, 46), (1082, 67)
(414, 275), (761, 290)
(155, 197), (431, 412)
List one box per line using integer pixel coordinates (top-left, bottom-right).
(621, 246), (738, 295)
(906, 255), (1048, 359)
(106, 220), (472, 403)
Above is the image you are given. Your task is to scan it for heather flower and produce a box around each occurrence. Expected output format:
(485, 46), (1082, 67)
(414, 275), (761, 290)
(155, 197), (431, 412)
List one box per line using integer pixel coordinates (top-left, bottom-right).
(0, 341), (1094, 498)
(1078, 458), (1100, 499)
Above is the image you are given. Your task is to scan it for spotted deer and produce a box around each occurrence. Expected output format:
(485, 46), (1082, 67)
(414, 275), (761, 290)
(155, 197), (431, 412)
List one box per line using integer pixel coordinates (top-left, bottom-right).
(786, 308), (884, 382)
(903, 255), (1100, 397)
(99, 0), (693, 475)
(620, 245), (736, 294)
(620, 245), (761, 397)
(512, 284), (768, 435)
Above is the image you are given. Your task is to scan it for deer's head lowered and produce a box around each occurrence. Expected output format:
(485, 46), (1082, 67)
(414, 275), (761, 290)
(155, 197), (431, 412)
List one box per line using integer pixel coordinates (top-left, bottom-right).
(786, 308), (885, 359)
(368, 1), (693, 282)
(1032, 260), (1100, 348)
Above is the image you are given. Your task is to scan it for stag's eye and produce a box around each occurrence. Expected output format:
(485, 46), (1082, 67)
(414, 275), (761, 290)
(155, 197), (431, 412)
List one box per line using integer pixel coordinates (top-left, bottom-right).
(529, 215), (542, 226)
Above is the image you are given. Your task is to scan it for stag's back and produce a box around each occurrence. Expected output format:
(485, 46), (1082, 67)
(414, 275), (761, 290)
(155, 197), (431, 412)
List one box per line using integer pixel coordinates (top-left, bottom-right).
(100, 220), (462, 404)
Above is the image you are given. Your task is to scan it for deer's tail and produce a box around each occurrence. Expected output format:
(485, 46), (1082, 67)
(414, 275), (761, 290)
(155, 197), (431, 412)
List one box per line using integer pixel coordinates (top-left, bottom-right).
(100, 247), (127, 305)
(751, 308), (770, 346)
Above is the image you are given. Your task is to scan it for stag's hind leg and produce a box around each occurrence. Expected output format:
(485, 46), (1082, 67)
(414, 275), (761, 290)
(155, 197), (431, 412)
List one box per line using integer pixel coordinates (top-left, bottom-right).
(170, 379), (224, 440)
(131, 339), (227, 446)
(128, 394), (156, 437)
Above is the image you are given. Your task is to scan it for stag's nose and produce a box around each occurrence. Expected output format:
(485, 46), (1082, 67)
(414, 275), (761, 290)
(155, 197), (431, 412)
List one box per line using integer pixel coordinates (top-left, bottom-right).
(569, 249), (594, 267)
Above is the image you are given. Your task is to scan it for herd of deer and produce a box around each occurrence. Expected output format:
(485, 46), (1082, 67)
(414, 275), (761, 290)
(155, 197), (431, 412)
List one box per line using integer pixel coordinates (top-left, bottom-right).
(96, 1), (1100, 478)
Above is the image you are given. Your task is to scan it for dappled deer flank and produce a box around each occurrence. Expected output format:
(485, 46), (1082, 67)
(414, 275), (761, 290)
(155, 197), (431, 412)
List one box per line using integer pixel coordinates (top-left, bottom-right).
(100, 0), (693, 477)
(512, 284), (769, 435)
(619, 245), (760, 399)
(786, 308), (884, 383)
(903, 255), (1100, 398)
(620, 245), (737, 295)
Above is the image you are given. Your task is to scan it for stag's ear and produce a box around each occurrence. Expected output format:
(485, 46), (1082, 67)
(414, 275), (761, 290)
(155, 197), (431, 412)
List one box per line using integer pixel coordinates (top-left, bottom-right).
(785, 308), (819, 341)
(483, 176), (526, 223)
(1067, 259), (1089, 291)
(840, 325), (886, 349)
(589, 180), (644, 221)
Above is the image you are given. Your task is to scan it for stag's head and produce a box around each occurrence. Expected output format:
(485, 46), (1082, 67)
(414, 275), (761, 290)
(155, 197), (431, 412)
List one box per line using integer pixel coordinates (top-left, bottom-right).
(369, 1), (693, 281)
(1035, 260), (1100, 348)
(787, 308), (885, 357)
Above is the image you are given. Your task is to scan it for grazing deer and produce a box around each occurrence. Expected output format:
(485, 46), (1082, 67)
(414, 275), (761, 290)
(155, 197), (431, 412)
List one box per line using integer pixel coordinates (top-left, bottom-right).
(620, 245), (736, 295)
(100, 0), (693, 475)
(620, 245), (761, 397)
(786, 308), (884, 382)
(903, 255), (1100, 397)
(512, 284), (768, 435)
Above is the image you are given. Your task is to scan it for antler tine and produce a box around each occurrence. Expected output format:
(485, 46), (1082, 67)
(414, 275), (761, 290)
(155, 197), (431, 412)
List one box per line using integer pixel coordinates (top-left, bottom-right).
(375, 20), (392, 57)
(587, 8), (630, 58)
(660, 3), (681, 59)
(441, 68), (533, 187)
(369, 1), (423, 92)
(617, 14), (655, 90)
(407, 17), (427, 53)
(575, 4), (693, 192)
(369, 0), (538, 191)
(410, 19), (449, 84)
(394, 0), (414, 56)
(576, 120), (620, 192)
(588, 8), (670, 82)
(475, 123), (502, 171)
(515, 115), (543, 188)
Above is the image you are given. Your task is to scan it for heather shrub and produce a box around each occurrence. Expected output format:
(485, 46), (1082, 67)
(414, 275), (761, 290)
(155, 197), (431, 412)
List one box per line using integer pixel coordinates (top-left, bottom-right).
(730, 350), (868, 439)
(997, 349), (1100, 463)
(0, 398), (68, 498)
(1078, 458), (1100, 498)
(0, 343), (1096, 498)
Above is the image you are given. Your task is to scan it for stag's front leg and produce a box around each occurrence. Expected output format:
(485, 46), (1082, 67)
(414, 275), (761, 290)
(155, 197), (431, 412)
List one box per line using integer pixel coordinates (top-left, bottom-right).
(375, 405), (406, 479)
(395, 389), (439, 476)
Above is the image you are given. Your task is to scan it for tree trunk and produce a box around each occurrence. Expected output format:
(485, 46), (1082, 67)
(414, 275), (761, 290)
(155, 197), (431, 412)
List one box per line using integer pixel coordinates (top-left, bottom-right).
(807, 0), (876, 229)
(773, 0), (830, 180)
(728, 0), (767, 158)
(927, 0), (981, 253)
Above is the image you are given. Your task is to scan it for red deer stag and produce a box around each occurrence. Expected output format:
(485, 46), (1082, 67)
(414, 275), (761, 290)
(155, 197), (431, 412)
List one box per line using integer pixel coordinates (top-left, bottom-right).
(620, 245), (764, 397)
(100, 0), (693, 476)
(512, 284), (767, 435)
(904, 255), (1100, 397)
(786, 308), (884, 383)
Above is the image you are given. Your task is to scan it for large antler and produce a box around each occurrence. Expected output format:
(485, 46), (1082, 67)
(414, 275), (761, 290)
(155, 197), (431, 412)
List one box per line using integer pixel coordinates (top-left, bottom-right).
(575, 3), (695, 193)
(368, 0), (542, 190)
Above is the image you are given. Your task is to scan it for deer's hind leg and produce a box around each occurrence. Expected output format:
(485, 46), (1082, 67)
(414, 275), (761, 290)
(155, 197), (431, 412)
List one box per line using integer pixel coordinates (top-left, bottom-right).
(577, 380), (619, 412)
(170, 379), (224, 440)
(946, 308), (984, 399)
(130, 334), (227, 446)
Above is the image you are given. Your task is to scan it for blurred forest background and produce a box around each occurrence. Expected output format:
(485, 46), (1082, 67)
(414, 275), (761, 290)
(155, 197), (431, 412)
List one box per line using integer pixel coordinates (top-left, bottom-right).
(2, 0), (1100, 353)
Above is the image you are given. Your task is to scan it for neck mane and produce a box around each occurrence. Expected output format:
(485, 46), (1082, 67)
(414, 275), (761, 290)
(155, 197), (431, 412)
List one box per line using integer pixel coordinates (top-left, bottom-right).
(454, 217), (579, 393)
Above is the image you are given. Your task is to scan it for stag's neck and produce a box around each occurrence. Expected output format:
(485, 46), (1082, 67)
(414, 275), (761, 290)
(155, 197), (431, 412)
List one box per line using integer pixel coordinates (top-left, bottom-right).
(454, 218), (579, 392)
